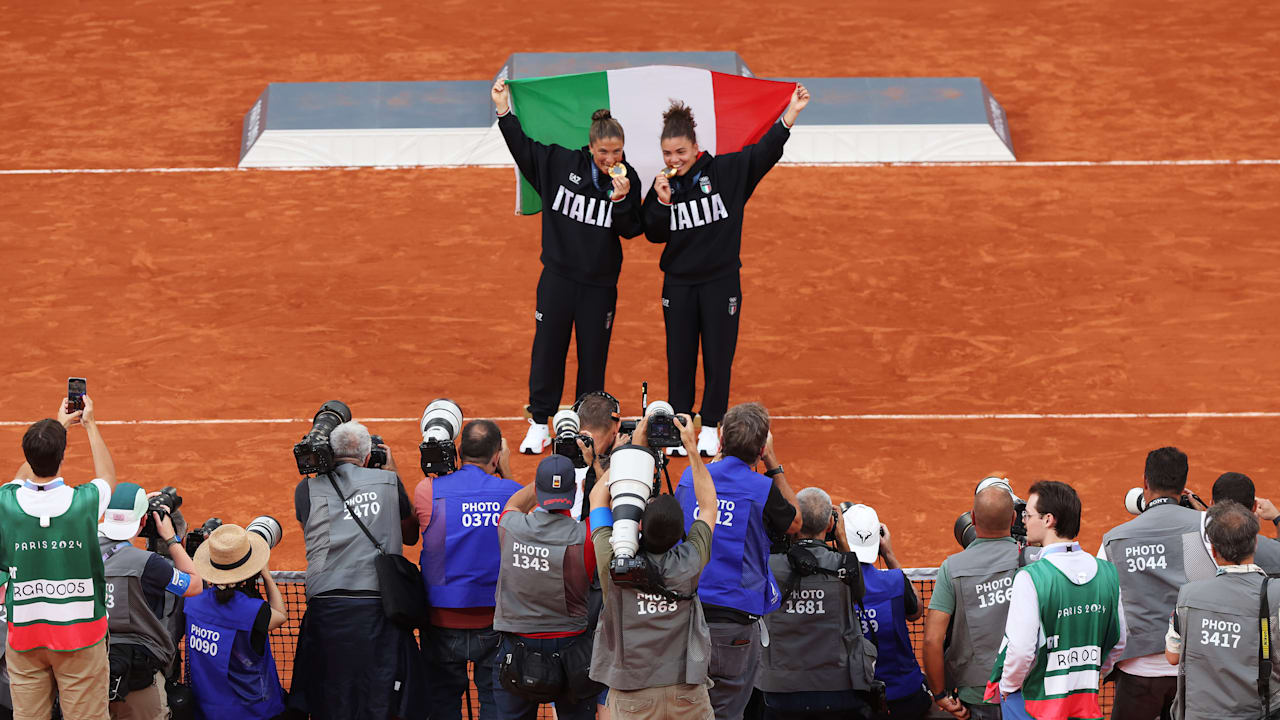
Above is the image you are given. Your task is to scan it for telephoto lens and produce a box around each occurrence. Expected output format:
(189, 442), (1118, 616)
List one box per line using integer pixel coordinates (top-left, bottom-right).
(293, 400), (353, 475)
(1124, 487), (1147, 515)
(552, 409), (591, 468)
(246, 515), (283, 549)
(607, 445), (657, 559)
(420, 398), (464, 476)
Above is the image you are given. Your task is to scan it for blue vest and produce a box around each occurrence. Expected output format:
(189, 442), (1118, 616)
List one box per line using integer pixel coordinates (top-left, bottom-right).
(675, 457), (780, 616)
(858, 565), (924, 701)
(185, 589), (285, 720)
(421, 464), (522, 608)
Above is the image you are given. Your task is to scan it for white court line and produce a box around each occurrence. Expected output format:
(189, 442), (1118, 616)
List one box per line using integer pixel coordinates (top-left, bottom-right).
(2, 159), (1280, 176)
(1, 411), (1278, 427)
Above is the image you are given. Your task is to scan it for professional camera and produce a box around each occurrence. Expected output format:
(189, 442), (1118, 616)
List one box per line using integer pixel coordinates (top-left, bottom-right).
(293, 400), (353, 475)
(367, 434), (388, 469)
(139, 486), (183, 541)
(551, 409), (593, 469)
(606, 445), (693, 601)
(246, 515), (283, 549)
(419, 398), (463, 476)
(1123, 486), (1205, 515)
(643, 400), (683, 449)
(952, 477), (1027, 549)
(184, 517), (223, 556)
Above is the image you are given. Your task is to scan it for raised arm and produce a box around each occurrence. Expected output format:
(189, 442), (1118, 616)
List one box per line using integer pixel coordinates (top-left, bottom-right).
(761, 432), (801, 536)
(79, 395), (117, 490)
(741, 84), (810, 198)
(493, 79), (556, 192)
(505, 480), (538, 514)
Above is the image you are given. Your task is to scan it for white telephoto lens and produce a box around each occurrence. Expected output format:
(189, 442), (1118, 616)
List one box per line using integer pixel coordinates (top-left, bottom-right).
(422, 399), (463, 443)
(646, 400), (675, 418)
(553, 409), (580, 437)
(1124, 487), (1146, 515)
(246, 515), (283, 549)
(608, 445), (656, 559)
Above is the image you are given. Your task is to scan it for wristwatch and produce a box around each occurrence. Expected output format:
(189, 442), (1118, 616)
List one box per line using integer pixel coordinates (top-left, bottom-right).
(165, 535), (182, 548)
(764, 465), (784, 478)
(931, 689), (952, 703)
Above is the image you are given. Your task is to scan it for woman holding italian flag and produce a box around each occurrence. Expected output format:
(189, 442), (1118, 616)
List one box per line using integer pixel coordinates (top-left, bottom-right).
(642, 84), (811, 457)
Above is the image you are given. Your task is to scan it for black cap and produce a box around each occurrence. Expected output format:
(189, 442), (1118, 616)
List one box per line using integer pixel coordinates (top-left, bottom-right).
(535, 455), (577, 511)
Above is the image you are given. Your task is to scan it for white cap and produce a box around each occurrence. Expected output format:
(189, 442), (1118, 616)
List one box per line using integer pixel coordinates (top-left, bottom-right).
(842, 504), (881, 564)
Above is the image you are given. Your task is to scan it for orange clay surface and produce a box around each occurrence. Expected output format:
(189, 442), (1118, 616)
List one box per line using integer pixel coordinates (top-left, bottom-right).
(2, 1), (1279, 571)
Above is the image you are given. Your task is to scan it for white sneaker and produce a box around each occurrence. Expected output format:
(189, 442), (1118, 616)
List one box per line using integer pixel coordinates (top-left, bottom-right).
(697, 426), (719, 457)
(666, 444), (688, 457)
(520, 420), (550, 454)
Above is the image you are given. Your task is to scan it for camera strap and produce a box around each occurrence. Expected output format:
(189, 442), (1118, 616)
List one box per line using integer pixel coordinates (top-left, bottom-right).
(325, 472), (387, 557)
(1259, 575), (1273, 719)
(102, 541), (130, 563)
(781, 543), (863, 605)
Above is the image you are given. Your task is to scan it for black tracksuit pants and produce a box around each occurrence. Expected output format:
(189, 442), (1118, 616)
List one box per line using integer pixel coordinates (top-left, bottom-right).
(528, 269), (617, 425)
(662, 273), (741, 428)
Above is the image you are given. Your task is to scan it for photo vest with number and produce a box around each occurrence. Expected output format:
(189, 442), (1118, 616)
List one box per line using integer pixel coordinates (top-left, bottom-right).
(1175, 572), (1280, 720)
(421, 465), (522, 609)
(859, 565), (925, 701)
(0, 483), (108, 651)
(589, 532), (710, 691)
(943, 537), (1020, 688)
(99, 536), (176, 667)
(984, 557), (1121, 719)
(1101, 503), (1216, 659)
(758, 543), (877, 693)
(185, 589), (286, 720)
(494, 510), (590, 634)
(675, 457), (780, 617)
(302, 463), (404, 599)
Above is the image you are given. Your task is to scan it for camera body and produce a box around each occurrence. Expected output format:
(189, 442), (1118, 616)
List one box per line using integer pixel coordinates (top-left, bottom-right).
(1124, 487), (1203, 515)
(643, 401), (683, 449)
(184, 517), (223, 556)
(419, 399), (463, 476)
(367, 434), (388, 469)
(139, 486), (183, 540)
(293, 401), (353, 475)
(551, 409), (593, 469)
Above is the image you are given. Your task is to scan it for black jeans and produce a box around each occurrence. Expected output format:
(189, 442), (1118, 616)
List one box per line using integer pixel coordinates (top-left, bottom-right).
(1110, 671), (1176, 720)
(423, 625), (501, 720)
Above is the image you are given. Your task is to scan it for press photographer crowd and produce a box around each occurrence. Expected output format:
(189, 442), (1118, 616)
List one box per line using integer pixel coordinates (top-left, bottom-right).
(5, 389), (1280, 720)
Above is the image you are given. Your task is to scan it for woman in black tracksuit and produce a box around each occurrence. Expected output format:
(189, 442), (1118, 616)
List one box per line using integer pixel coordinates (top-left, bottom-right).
(491, 79), (644, 454)
(641, 84), (810, 456)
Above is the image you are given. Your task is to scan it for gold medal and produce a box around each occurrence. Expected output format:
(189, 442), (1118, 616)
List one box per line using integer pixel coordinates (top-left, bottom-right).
(608, 164), (626, 179)
(661, 166), (678, 178)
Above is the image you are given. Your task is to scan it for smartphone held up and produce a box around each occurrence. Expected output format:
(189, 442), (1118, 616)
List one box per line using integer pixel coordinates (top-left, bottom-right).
(67, 377), (87, 413)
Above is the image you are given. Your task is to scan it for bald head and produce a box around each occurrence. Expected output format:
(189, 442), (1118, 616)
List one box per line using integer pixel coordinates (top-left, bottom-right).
(973, 486), (1015, 537)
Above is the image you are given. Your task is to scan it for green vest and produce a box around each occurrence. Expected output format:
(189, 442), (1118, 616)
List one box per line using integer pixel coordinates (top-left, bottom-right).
(0, 483), (108, 652)
(986, 556), (1121, 720)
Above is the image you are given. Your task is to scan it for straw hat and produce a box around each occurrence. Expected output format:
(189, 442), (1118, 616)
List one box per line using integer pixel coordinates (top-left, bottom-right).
(193, 524), (271, 585)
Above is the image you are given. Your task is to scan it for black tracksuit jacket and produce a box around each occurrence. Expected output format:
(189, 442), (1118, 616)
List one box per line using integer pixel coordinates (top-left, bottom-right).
(499, 112), (644, 287)
(641, 121), (791, 284)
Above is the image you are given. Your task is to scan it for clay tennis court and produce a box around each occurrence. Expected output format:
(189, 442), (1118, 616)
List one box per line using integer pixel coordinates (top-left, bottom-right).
(3, 0), (1280, 577)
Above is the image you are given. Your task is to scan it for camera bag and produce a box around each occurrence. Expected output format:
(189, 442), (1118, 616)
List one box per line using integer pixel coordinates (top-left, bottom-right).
(326, 473), (430, 632)
(498, 638), (566, 703)
(108, 643), (163, 702)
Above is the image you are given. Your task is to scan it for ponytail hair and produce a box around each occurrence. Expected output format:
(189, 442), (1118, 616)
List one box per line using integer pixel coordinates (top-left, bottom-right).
(589, 109), (624, 145)
(661, 101), (697, 144)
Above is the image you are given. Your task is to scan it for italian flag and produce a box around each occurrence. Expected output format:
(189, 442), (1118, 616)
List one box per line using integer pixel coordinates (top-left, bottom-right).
(506, 65), (795, 215)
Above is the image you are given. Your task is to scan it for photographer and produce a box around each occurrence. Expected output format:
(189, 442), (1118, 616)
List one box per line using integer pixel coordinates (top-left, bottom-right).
(1208, 472), (1280, 574)
(186, 524), (288, 720)
(3, 395), (116, 720)
(587, 412), (715, 718)
(758, 488), (878, 720)
(491, 455), (597, 720)
(416, 420), (520, 720)
(1165, 500), (1280, 718)
(98, 482), (205, 719)
(923, 484), (1020, 720)
(845, 505), (930, 720)
(568, 391), (625, 520)
(290, 420), (427, 720)
(1098, 447), (1215, 720)
(673, 401), (800, 720)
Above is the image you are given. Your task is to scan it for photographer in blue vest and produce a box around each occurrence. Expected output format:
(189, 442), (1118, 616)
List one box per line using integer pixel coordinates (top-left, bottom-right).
(1098, 447), (1215, 720)
(923, 482), (1020, 720)
(186, 524), (288, 720)
(674, 401), (800, 720)
(416, 419), (519, 720)
(844, 504), (930, 720)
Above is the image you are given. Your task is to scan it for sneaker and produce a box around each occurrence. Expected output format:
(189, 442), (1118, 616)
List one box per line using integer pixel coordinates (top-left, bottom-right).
(697, 425), (719, 457)
(520, 419), (550, 455)
(665, 445), (688, 457)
